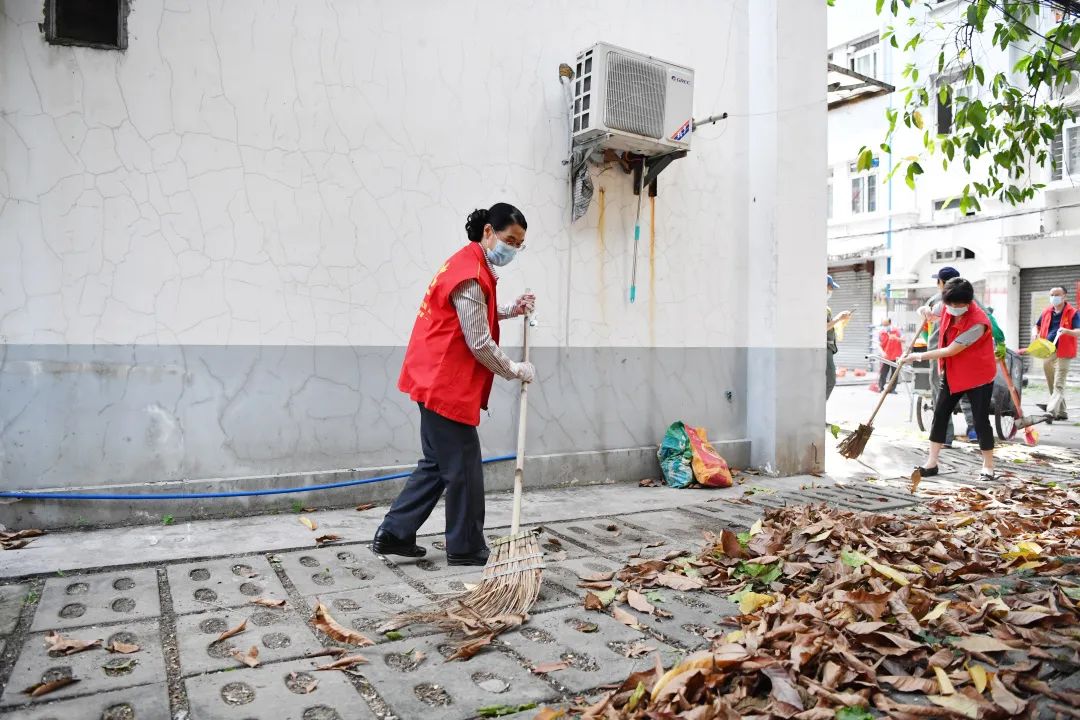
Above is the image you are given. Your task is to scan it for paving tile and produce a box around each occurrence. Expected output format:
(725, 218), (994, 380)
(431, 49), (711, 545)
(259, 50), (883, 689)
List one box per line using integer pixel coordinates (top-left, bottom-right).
(185, 659), (374, 720)
(421, 574), (577, 614)
(30, 569), (160, 632)
(498, 608), (681, 693)
(175, 604), (323, 676)
(0, 682), (170, 719)
(617, 588), (739, 651)
(315, 582), (432, 643)
(385, 547), (486, 583)
(167, 556), (285, 615)
(682, 501), (763, 529)
(273, 545), (401, 597)
(543, 518), (670, 560)
(543, 556), (624, 602)
(615, 510), (724, 550)
(776, 487), (916, 512)
(357, 635), (554, 720)
(0, 584), (28, 634)
(0, 619), (166, 707)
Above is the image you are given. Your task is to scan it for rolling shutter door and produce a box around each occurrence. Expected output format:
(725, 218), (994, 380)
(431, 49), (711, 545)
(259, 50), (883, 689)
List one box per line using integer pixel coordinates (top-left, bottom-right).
(829, 265), (874, 371)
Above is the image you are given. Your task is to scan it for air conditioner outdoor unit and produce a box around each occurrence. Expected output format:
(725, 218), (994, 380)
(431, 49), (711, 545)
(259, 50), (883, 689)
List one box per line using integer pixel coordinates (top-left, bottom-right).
(572, 42), (695, 156)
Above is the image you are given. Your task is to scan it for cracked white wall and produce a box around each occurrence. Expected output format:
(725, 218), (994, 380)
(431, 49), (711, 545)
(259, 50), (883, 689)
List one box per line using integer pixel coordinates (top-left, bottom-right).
(0, 0), (776, 351)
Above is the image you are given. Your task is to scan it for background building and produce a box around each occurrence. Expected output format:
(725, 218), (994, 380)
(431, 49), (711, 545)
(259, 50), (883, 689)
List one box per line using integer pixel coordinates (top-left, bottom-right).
(827, 1), (1080, 369)
(0, 0), (827, 512)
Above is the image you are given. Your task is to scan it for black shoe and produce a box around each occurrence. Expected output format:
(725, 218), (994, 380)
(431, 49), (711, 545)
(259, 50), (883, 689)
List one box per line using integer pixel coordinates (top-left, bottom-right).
(1055, 412), (1069, 421)
(916, 465), (939, 477)
(371, 528), (426, 558)
(447, 550), (490, 566)
(1037, 403), (1047, 412)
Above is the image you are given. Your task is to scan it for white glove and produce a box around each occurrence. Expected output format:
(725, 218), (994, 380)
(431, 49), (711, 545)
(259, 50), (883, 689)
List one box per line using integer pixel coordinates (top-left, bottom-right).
(512, 361), (536, 383)
(513, 293), (536, 317)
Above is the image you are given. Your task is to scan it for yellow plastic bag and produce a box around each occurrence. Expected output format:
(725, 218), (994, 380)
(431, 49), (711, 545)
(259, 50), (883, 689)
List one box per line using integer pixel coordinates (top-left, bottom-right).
(1026, 337), (1056, 359)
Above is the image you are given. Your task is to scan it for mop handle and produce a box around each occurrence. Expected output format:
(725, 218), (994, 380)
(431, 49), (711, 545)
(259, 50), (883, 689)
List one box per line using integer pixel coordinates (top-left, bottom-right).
(629, 165), (645, 303)
(867, 320), (928, 425)
(510, 315), (530, 535)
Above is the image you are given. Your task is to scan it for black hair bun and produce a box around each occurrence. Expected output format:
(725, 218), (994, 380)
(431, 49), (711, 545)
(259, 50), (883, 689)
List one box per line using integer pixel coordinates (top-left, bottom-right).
(465, 208), (490, 242)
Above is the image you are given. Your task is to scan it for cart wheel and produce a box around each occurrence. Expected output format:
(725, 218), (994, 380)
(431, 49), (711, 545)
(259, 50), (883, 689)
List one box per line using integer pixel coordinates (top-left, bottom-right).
(916, 396), (931, 432)
(996, 411), (1017, 441)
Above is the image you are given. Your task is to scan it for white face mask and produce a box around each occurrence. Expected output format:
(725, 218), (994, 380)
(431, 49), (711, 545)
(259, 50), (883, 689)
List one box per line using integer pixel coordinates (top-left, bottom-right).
(1051, 295), (1065, 307)
(486, 232), (518, 266)
(946, 305), (969, 317)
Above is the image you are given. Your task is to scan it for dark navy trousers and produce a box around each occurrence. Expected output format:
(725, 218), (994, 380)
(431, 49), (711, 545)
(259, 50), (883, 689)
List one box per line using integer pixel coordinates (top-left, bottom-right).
(379, 404), (487, 555)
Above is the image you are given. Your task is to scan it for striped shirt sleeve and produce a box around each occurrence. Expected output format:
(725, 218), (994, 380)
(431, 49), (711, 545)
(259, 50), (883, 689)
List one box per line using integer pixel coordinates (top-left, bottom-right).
(450, 280), (519, 380)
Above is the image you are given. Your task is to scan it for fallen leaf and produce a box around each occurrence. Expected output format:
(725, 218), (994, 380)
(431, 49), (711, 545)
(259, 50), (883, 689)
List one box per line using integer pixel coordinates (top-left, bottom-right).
(644, 541), (666, 548)
(251, 598), (287, 608)
(656, 571), (704, 591)
(532, 660), (570, 674)
(216, 619), (247, 643)
(532, 709), (565, 720)
(445, 635), (492, 661)
(927, 693), (979, 719)
(1002, 541), (1042, 561)
(577, 570), (615, 582)
(612, 605), (642, 629)
(967, 664), (988, 693)
(878, 675), (938, 693)
(44, 631), (102, 656)
(733, 590), (774, 614)
(909, 466), (922, 494)
(302, 507), (316, 512)
(314, 534), (342, 545)
(952, 635), (1016, 653)
(299, 516), (317, 531)
(355, 503), (376, 511)
(229, 645), (260, 668)
(315, 654), (369, 670)
(623, 641), (655, 658)
(312, 602), (374, 646)
(933, 665), (955, 695)
(922, 600), (950, 622)
(105, 641), (140, 654)
(626, 590), (655, 614)
(569, 619), (598, 633)
(720, 529), (747, 559)
(304, 647), (347, 659)
(23, 677), (79, 697)
(989, 672), (1026, 714)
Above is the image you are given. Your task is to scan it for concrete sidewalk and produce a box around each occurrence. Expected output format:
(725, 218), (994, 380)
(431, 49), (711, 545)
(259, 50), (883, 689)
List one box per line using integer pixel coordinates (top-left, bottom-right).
(0, 429), (1076, 720)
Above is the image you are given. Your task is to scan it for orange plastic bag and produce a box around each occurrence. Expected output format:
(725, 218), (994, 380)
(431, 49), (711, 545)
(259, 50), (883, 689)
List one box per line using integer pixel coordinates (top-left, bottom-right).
(685, 425), (733, 488)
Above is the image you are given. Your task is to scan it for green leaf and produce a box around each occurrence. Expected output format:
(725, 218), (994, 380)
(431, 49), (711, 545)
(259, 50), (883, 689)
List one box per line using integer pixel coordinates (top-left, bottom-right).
(841, 550), (869, 568)
(857, 147), (874, 172)
(835, 708), (874, 720)
(829, 423), (841, 439)
(384, 631), (403, 641)
(875, 0), (885, 14)
(645, 590), (665, 604)
(627, 681), (647, 711)
(593, 587), (617, 607)
(1062, 587), (1080, 600)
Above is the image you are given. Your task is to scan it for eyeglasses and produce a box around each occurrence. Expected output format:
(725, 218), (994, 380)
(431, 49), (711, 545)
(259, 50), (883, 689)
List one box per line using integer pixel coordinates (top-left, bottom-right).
(494, 231), (526, 252)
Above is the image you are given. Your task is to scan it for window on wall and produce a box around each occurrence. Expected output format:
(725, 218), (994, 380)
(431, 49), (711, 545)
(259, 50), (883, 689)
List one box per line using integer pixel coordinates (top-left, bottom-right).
(849, 160), (878, 215)
(936, 82), (975, 135)
(1050, 123), (1080, 180)
(44, 0), (128, 50)
(849, 36), (879, 79)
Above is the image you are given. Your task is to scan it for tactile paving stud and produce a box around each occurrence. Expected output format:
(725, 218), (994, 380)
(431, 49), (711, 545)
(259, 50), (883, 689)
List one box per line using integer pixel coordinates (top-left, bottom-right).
(0, 619), (166, 707)
(273, 546), (401, 597)
(498, 608), (681, 693)
(0, 682), (171, 720)
(30, 569), (160, 631)
(185, 659), (375, 720)
(167, 556), (284, 615)
(357, 635), (554, 720)
(175, 604), (323, 676)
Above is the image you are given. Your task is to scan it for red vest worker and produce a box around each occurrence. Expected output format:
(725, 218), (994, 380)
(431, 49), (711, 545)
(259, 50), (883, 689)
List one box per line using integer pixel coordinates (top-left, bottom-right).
(1034, 287), (1078, 420)
(373, 203), (536, 566)
(899, 278), (998, 481)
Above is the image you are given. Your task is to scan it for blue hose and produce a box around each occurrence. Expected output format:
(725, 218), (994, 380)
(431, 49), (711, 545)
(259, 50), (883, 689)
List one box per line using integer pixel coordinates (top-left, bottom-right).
(0, 454), (517, 501)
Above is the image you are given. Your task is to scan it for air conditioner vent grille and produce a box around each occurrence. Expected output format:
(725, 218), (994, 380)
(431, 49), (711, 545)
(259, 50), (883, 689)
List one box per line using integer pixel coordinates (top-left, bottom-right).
(604, 51), (666, 139)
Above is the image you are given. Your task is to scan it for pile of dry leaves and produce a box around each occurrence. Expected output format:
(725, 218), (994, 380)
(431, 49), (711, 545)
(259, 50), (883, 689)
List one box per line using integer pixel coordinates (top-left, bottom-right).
(565, 483), (1080, 719)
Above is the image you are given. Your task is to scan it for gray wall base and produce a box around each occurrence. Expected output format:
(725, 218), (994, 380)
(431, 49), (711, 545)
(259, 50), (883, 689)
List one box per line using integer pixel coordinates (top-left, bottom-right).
(0, 440), (750, 531)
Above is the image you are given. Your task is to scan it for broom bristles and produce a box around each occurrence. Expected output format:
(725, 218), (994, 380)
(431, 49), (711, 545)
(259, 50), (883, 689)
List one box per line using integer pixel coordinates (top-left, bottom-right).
(384, 531), (544, 640)
(838, 423), (873, 459)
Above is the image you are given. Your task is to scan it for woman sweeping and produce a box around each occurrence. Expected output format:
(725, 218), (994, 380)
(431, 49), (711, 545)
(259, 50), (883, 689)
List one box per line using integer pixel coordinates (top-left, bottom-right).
(372, 203), (536, 566)
(899, 277), (998, 480)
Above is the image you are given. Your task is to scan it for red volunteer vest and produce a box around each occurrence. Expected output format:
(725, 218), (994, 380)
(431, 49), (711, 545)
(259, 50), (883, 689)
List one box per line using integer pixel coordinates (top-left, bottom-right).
(939, 302), (997, 393)
(398, 242), (499, 426)
(1038, 302), (1078, 359)
(880, 328), (902, 361)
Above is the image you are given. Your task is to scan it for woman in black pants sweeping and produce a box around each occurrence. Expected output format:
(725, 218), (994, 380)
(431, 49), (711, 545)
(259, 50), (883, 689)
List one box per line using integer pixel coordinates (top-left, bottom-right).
(899, 278), (997, 480)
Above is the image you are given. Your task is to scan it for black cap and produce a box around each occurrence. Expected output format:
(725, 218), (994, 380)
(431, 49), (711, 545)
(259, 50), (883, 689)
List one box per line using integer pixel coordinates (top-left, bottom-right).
(933, 266), (960, 282)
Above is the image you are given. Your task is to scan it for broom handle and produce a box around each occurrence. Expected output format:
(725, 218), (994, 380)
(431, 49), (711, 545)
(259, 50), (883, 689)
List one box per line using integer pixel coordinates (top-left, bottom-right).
(866, 320), (929, 426)
(510, 315), (530, 536)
